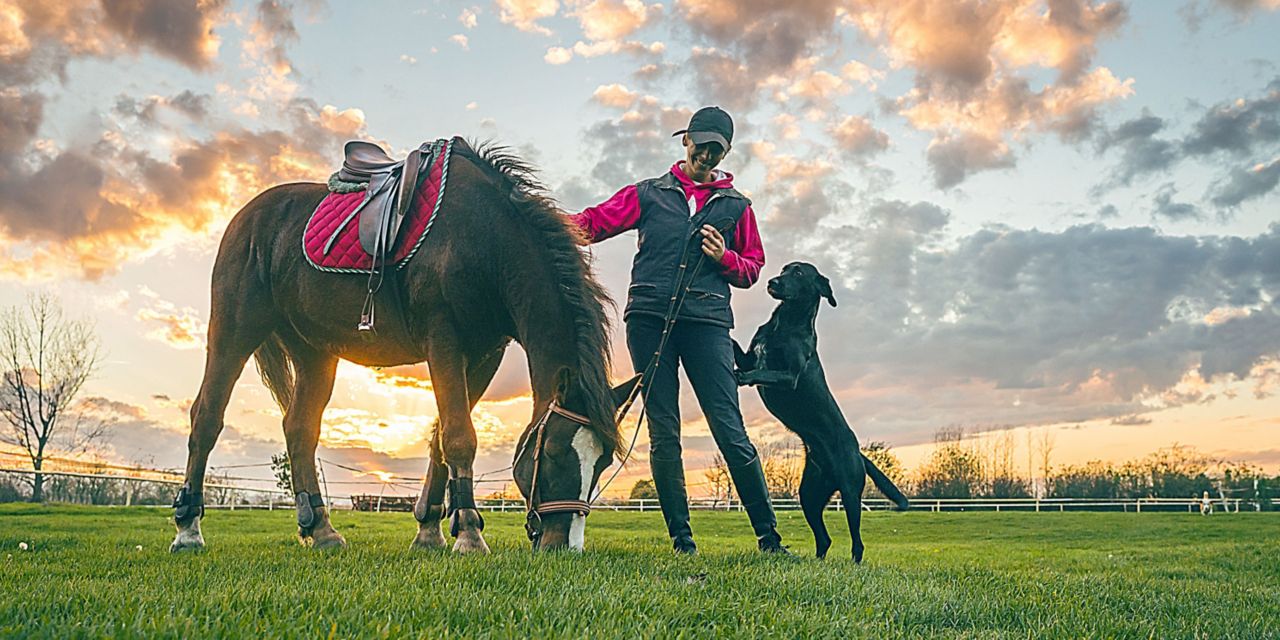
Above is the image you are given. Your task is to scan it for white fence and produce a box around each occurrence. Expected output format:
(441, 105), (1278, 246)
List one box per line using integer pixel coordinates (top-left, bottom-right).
(0, 468), (1256, 513)
(469, 496), (1248, 513)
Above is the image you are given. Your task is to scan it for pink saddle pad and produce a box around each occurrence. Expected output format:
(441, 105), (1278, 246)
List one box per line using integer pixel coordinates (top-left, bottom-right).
(303, 138), (453, 273)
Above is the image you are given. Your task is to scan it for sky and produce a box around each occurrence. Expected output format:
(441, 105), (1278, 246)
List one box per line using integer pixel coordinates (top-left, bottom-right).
(1, 0), (1278, 498)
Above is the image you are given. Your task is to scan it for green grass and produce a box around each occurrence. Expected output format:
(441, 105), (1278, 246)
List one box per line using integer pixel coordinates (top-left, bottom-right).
(1, 504), (1277, 639)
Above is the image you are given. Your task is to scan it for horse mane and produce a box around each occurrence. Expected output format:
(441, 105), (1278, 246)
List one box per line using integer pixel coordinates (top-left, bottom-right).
(457, 139), (621, 455)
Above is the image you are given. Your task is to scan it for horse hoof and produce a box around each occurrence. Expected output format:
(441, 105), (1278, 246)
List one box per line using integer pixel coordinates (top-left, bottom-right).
(452, 532), (490, 555)
(312, 531), (347, 550)
(411, 526), (447, 551)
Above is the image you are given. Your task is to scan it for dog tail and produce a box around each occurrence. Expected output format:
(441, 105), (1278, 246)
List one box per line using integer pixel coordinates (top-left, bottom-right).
(862, 454), (910, 511)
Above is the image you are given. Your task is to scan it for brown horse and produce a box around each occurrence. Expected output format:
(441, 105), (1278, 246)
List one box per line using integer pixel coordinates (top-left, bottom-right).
(170, 140), (636, 553)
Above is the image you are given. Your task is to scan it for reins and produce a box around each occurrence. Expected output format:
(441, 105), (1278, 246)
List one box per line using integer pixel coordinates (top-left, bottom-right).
(521, 219), (722, 543)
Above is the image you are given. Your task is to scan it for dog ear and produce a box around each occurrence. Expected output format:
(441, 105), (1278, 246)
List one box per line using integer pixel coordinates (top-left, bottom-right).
(818, 275), (837, 307)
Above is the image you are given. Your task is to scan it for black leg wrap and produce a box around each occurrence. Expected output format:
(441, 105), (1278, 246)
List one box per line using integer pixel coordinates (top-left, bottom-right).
(447, 478), (483, 537)
(173, 486), (204, 524)
(295, 491), (326, 530)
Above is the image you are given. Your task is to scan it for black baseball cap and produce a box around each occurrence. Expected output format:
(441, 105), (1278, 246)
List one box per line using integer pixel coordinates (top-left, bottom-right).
(672, 106), (733, 149)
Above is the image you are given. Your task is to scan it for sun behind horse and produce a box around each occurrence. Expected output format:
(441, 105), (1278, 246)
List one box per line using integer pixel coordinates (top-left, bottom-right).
(170, 138), (636, 553)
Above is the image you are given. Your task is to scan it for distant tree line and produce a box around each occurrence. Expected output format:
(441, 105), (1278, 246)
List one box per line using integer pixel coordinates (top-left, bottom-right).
(679, 428), (1276, 509)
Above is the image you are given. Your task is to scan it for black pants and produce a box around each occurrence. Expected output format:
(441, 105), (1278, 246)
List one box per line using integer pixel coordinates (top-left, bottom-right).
(626, 314), (758, 467)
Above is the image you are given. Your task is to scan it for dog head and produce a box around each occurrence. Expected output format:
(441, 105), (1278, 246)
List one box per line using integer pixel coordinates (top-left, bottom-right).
(766, 262), (836, 307)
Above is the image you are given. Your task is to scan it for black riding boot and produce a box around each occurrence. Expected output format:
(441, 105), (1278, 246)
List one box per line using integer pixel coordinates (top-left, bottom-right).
(728, 456), (790, 554)
(650, 457), (697, 554)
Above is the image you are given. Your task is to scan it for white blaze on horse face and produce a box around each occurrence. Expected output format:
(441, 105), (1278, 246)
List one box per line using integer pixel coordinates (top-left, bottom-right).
(569, 426), (601, 551)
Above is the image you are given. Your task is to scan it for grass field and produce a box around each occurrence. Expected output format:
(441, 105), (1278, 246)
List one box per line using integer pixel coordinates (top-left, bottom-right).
(1, 504), (1277, 639)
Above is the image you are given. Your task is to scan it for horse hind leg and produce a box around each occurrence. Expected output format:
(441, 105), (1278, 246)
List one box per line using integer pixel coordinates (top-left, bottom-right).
(411, 428), (450, 550)
(172, 289), (278, 551)
(413, 345), (505, 551)
(279, 342), (344, 549)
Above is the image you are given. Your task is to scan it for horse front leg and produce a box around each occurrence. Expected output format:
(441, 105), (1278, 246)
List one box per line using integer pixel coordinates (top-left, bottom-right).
(428, 341), (488, 554)
(413, 345), (504, 550)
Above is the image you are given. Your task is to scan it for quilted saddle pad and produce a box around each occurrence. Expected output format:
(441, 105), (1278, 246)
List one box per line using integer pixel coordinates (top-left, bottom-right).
(303, 137), (453, 273)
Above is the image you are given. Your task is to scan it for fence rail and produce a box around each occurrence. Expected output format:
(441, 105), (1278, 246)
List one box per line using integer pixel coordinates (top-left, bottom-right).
(1, 468), (1260, 513)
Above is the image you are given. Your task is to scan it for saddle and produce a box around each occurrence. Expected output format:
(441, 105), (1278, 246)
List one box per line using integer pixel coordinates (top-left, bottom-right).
(304, 137), (456, 335)
(339, 140), (436, 257)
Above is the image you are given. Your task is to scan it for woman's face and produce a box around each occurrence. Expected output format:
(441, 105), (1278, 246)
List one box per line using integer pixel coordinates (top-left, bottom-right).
(683, 135), (728, 181)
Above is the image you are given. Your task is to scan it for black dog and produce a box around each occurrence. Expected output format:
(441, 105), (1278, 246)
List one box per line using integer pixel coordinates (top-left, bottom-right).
(734, 262), (909, 561)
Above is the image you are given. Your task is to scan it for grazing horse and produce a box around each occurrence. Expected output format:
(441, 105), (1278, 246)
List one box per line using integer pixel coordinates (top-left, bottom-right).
(170, 141), (634, 553)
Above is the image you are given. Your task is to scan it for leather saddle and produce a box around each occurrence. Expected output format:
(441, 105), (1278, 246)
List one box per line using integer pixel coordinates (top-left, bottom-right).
(340, 140), (436, 259)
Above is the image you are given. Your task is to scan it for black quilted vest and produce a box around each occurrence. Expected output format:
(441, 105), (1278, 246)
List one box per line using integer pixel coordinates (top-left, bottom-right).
(626, 171), (751, 328)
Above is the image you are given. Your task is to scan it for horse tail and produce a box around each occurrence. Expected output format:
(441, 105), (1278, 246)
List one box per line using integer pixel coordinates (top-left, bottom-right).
(862, 454), (910, 511)
(253, 333), (295, 411)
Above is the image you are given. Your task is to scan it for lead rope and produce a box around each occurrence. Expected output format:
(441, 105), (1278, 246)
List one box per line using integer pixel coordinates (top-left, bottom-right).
(590, 228), (714, 502)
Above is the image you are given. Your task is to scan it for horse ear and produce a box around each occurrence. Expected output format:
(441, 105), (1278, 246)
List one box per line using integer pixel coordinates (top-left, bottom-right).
(553, 367), (573, 403)
(611, 373), (643, 408)
(818, 275), (837, 307)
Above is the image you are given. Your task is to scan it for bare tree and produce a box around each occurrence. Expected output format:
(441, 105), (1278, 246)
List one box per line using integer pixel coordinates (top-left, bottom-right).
(0, 294), (108, 501)
(760, 439), (804, 499)
(1035, 429), (1056, 498)
(704, 452), (733, 508)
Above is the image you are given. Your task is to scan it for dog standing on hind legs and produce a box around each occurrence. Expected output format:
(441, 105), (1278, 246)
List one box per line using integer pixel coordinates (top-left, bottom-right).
(734, 262), (909, 561)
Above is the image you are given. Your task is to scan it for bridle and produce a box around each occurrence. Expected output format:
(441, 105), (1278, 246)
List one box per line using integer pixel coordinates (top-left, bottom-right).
(517, 400), (598, 543)
(515, 218), (726, 545)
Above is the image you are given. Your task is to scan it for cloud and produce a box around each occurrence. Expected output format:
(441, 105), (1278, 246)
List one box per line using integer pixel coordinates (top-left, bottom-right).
(854, 1), (1133, 186)
(1210, 0), (1280, 15)
(450, 33), (469, 49)
(0, 96), (366, 280)
(677, 0), (841, 77)
(591, 83), (639, 109)
(98, 0), (229, 70)
(1152, 183), (1203, 221)
(1209, 157), (1280, 208)
(113, 90), (212, 123)
(1110, 414), (1153, 426)
(1094, 78), (1280, 209)
(781, 221), (1280, 442)
(245, 0), (300, 80)
(579, 100), (692, 188)
(134, 287), (207, 350)
(495, 0), (558, 36)
(544, 46), (572, 64)
(829, 113), (890, 157)
(1182, 77), (1280, 158)
(570, 0), (656, 42)
(459, 6), (479, 29)
(926, 131), (1015, 189)
(1094, 111), (1179, 188)
(80, 396), (148, 420)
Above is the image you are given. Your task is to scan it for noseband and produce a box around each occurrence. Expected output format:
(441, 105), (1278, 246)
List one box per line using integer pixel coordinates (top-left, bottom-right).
(518, 401), (595, 543)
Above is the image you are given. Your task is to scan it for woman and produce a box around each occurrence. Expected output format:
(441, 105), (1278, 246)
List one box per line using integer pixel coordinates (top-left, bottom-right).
(569, 106), (786, 554)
